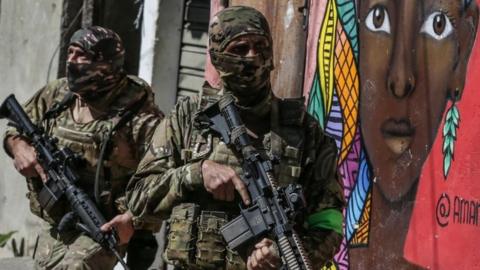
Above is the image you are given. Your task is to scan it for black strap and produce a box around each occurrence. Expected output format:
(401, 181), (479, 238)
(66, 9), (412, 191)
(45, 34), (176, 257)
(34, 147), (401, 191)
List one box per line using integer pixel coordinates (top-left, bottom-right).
(42, 91), (76, 121)
(93, 92), (149, 206)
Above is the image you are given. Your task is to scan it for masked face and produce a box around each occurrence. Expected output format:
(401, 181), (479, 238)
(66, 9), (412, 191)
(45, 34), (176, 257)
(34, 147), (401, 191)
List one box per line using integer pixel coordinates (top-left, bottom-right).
(209, 6), (274, 104)
(210, 34), (273, 97)
(66, 45), (118, 100)
(66, 26), (125, 101)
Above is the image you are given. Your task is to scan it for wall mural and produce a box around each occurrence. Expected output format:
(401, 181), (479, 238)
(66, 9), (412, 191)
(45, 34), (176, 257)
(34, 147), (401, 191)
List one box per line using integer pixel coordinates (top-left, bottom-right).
(303, 0), (366, 269)
(303, 0), (480, 269)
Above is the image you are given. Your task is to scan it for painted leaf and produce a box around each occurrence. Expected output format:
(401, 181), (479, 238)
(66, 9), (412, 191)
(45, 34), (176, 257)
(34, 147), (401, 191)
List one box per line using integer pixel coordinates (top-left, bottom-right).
(452, 106), (459, 119)
(444, 154), (452, 177)
(443, 103), (460, 179)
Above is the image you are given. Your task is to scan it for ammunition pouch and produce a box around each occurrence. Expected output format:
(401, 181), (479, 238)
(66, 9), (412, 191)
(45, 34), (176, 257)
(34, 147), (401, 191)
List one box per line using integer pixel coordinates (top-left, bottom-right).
(195, 211), (228, 269)
(164, 203), (245, 270)
(164, 203), (199, 268)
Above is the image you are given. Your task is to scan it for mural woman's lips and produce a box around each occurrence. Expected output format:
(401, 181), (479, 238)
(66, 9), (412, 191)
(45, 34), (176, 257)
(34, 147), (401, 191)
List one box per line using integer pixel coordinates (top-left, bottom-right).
(381, 119), (415, 155)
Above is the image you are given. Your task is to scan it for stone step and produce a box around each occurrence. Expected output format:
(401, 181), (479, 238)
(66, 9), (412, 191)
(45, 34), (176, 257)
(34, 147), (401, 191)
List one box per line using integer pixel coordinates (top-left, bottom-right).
(0, 257), (34, 270)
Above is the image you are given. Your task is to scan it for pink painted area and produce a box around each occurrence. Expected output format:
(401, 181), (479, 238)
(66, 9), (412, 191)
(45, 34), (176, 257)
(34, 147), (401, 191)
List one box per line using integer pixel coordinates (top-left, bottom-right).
(302, 0), (327, 99)
(339, 129), (361, 198)
(404, 8), (480, 268)
(334, 236), (350, 269)
(204, 0), (223, 89)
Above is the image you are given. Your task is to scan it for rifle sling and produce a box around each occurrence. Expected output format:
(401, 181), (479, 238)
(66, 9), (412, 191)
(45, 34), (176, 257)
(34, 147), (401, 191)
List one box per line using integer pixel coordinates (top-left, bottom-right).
(42, 91), (76, 121)
(93, 92), (149, 207)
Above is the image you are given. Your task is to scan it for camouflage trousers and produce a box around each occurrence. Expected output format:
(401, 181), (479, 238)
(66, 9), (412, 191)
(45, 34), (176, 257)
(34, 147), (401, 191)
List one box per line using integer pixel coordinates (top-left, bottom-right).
(34, 227), (126, 270)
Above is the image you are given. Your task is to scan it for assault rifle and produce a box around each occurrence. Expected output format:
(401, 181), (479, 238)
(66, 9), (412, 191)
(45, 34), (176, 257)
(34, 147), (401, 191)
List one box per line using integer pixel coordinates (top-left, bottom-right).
(198, 94), (313, 270)
(0, 95), (129, 270)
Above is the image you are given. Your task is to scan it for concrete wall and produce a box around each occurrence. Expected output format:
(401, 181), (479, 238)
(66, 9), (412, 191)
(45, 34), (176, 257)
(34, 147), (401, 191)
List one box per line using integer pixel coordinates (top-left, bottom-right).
(149, 0), (185, 113)
(0, 0), (62, 258)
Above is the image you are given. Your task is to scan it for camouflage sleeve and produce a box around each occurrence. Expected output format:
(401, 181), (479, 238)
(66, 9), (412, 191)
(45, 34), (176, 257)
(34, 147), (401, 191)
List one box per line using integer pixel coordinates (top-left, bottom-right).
(130, 110), (163, 159)
(115, 87), (164, 217)
(3, 79), (66, 157)
(126, 97), (204, 228)
(298, 121), (345, 266)
(2, 79), (67, 225)
(129, 85), (164, 159)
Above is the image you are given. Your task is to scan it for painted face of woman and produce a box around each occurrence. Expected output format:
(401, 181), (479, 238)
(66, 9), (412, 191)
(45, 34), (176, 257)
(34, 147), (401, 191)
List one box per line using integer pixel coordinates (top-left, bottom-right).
(358, 0), (478, 201)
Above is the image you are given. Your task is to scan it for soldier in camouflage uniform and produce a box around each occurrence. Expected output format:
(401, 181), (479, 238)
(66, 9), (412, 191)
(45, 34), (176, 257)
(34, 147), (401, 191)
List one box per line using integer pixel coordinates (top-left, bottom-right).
(3, 26), (163, 269)
(127, 6), (344, 270)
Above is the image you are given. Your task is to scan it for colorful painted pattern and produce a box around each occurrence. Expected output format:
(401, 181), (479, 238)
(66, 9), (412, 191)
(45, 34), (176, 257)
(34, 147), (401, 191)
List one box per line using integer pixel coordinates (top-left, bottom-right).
(334, 20), (359, 162)
(305, 0), (372, 268)
(309, 0), (360, 162)
(317, 0), (337, 120)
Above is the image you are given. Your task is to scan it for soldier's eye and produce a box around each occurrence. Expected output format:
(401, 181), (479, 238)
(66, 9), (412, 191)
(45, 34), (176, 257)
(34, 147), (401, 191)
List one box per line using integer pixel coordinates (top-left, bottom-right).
(420, 12), (454, 40)
(365, 5), (391, 34)
(228, 43), (250, 56)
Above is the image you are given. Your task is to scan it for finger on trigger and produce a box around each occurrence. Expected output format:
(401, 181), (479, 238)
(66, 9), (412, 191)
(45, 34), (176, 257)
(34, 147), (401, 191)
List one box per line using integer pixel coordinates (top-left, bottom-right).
(232, 174), (250, 205)
(34, 164), (47, 182)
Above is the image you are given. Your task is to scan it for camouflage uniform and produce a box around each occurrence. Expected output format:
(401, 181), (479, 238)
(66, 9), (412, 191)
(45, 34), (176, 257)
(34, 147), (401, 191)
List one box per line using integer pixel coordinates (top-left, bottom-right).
(3, 27), (163, 270)
(127, 6), (345, 270)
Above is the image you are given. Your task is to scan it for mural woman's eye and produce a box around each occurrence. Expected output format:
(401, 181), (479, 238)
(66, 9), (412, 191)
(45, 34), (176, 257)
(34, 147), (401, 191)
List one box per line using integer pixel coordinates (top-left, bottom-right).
(365, 5), (391, 34)
(420, 12), (454, 40)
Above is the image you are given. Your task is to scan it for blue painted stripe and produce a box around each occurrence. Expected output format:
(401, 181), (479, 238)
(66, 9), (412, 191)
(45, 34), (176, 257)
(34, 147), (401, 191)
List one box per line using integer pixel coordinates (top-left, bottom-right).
(345, 149), (371, 241)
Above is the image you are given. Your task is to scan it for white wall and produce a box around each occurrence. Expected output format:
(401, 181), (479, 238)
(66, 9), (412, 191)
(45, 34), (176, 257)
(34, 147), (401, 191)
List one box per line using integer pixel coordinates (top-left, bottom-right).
(0, 0), (62, 258)
(138, 0), (185, 115)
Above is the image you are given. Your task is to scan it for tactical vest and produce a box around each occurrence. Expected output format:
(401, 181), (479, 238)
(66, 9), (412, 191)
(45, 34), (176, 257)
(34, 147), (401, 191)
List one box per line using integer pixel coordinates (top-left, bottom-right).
(29, 76), (149, 223)
(164, 89), (309, 270)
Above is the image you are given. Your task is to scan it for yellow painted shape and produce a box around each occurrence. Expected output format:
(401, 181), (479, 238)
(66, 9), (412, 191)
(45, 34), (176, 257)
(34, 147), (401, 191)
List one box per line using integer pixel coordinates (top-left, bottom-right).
(317, 0), (338, 117)
(321, 261), (338, 270)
